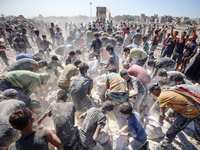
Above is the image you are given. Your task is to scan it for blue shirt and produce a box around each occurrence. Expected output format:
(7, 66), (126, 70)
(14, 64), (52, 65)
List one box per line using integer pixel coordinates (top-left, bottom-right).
(128, 112), (147, 142)
(16, 53), (34, 60)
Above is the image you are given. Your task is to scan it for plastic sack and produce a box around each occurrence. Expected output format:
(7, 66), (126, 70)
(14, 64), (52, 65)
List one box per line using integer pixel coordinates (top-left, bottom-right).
(86, 60), (98, 75)
(95, 74), (107, 99)
(145, 115), (165, 140)
(98, 131), (110, 145)
(111, 133), (127, 150)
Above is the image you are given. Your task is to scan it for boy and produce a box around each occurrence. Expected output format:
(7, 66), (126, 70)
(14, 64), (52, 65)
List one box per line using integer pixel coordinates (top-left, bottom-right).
(75, 49), (82, 60)
(9, 109), (61, 149)
(40, 35), (53, 51)
(46, 55), (64, 77)
(142, 36), (149, 54)
(88, 32), (102, 63)
(0, 41), (9, 66)
(118, 102), (147, 150)
(65, 51), (76, 66)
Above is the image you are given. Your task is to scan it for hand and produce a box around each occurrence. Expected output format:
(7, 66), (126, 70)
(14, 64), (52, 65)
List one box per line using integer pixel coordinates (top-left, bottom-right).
(87, 50), (90, 53)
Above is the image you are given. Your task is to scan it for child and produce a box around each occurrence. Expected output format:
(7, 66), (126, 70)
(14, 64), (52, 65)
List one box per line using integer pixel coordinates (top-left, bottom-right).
(65, 51), (76, 66)
(46, 55), (64, 77)
(118, 102), (147, 150)
(40, 35), (53, 51)
(0, 41), (9, 66)
(44, 48), (52, 62)
(75, 49), (82, 60)
(142, 36), (149, 54)
(9, 109), (61, 149)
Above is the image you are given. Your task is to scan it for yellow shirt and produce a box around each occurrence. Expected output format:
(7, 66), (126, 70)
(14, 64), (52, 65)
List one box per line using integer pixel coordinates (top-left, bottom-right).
(129, 48), (147, 60)
(158, 91), (199, 118)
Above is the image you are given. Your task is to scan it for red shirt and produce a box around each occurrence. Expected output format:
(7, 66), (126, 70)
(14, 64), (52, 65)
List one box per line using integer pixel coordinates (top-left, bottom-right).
(0, 45), (6, 55)
(127, 65), (151, 86)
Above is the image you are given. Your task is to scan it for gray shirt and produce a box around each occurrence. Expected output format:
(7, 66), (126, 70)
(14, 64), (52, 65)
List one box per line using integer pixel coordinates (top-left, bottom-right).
(133, 33), (142, 46)
(123, 33), (133, 47)
(80, 108), (106, 148)
(70, 74), (93, 111)
(155, 57), (175, 69)
(167, 71), (185, 83)
(35, 36), (42, 50)
(128, 76), (145, 93)
(8, 58), (37, 72)
(45, 102), (76, 147)
(40, 40), (51, 50)
(91, 38), (102, 53)
(107, 53), (119, 73)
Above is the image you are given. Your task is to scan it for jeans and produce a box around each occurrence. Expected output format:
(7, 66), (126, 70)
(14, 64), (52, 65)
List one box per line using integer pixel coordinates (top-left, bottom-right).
(162, 50), (172, 58)
(156, 112), (197, 150)
(150, 45), (158, 52)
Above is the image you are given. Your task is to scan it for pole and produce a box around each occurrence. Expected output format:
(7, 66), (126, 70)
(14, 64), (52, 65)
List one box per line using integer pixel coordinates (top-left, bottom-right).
(90, 2), (92, 18)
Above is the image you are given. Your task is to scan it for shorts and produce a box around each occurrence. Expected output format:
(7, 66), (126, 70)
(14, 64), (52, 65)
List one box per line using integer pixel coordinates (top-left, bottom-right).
(0, 54), (8, 63)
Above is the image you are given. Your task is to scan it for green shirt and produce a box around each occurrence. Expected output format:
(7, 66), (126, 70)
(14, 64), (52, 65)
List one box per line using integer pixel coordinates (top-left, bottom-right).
(143, 41), (149, 54)
(3, 70), (44, 96)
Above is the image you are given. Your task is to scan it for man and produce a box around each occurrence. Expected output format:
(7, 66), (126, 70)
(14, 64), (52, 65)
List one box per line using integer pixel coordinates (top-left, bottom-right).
(150, 30), (160, 52)
(22, 29), (31, 48)
(35, 30), (42, 50)
(187, 24), (194, 37)
(118, 102), (147, 150)
(148, 57), (175, 78)
(7, 58), (47, 72)
(37, 90), (77, 150)
(70, 63), (93, 111)
(120, 70), (146, 114)
(142, 36), (149, 54)
(123, 63), (151, 86)
(133, 29), (142, 47)
(65, 51), (76, 66)
(172, 26), (196, 70)
(148, 83), (199, 150)
(85, 27), (93, 45)
(173, 74), (193, 85)
(88, 32), (102, 63)
(123, 27), (133, 48)
(158, 70), (186, 86)
(40, 35), (53, 51)
(101, 36), (117, 48)
(0, 93), (26, 150)
(0, 70), (50, 96)
(55, 28), (61, 47)
(107, 25), (113, 35)
(114, 31), (124, 44)
(180, 35), (198, 73)
(105, 66), (129, 104)
(58, 59), (81, 92)
(124, 47), (148, 67)
(49, 23), (55, 46)
(104, 45), (119, 73)
(13, 32), (26, 54)
(9, 109), (61, 149)
(79, 101), (114, 150)
(66, 31), (74, 45)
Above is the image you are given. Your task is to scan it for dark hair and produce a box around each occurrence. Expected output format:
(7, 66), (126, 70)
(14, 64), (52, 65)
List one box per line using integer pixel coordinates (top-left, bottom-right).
(38, 60), (48, 66)
(108, 66), (117, 73)
(75, 49), (82, 55)
(136, 29), (140, 33)
(148, 60), (155, 66)
(101, 101), (114, 112)
(167, 33), (171, 37)
(74, 59), (82, 66)
(42, 35), (46, 38)
(182, 31), (187, 35)
(123, 47), (130, 52)
(39, 50), (44, 54)
(22, 28), (26, 31)
(34, 30), (39, 35)
(79, 63), (89, 74)
(120, 69), (129, 77)
(9, 109), (32, 130)
(155, 30), (159, 34)
(173, 74), (184, 82)
(57, 90), (68, 102)
(52, 55), (58, 61)
(142, 36), (147, 40)
(175, 31), (179, 34)
(125, 27), (129, 31)
(148, 83), (161, 92)
(69, 51), (75, 56)
(106, 45), (114, 52)
(118, 102), (132, 115)
(158, 70), (167, 77)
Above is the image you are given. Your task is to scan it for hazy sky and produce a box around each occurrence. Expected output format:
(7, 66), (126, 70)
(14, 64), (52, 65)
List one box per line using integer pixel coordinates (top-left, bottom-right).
(1, 0), (200, 18)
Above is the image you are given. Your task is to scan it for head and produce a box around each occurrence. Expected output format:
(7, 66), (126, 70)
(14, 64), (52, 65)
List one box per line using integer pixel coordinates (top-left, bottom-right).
(123, 47), (131, 55)
(75, 49), (82, 56)
(149, 83), (161, 97)
(155, 30), (159, 35)
(158, 70), (167, 78)
(51, 55), (59, 63)
(118, 102), (133, 119)
(79, 62), (89, 75)
(173, 74), (184, 84)
(106, 45), (114, 55)
(73, 59), (82, 68)
(125, 27), (130, 34)
(108, 66), (117, 73)
(28, 100), (41, 113)
(56, 28), (60, 32)
(142, 36), (147, 42)
(136, 29), (140, 33)
(101, 101), (114, 114)
(174, 31), (179, 37)
(16, 32), (21, 39)
(181, 31), (187, 39)
(122, 61), (130, 69)
(9, 109), (33, 131)
(46, 48), (52, 54)
(148, 51), (154, 59)
(22, 29), (26, 34)
(42, 35), (46, 41)
(69, 51), (75, 58)
(167, 33), (170, 37)
(120, 70), (131, 81)
(57, 90), (68, 102)
(38, 60), (48, 68)
(35, 30), (39, 36)
(147, 60), (155, 67)
(2, 89), (19, 100)
(102, 37), (108, 43)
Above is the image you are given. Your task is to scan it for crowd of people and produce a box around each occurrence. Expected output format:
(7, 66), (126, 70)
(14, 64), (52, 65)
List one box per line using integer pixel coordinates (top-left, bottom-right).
(0, 18), (200, 150)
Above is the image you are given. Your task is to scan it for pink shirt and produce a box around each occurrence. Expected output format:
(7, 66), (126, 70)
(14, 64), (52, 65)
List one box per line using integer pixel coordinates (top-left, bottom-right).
(127, 65), (151, 86)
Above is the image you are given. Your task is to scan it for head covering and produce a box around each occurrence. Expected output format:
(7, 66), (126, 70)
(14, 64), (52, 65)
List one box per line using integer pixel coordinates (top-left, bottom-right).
(149, 83), (160, 92)
(39, 73), (50, 85)
(2, 89), (19, 99)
